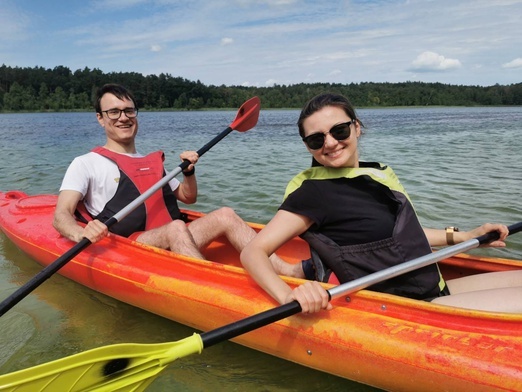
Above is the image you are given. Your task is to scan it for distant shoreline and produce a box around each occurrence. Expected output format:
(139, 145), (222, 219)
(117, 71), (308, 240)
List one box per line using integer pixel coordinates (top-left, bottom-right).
(2, 65), (521, 112)
(2, 104), (522, 115)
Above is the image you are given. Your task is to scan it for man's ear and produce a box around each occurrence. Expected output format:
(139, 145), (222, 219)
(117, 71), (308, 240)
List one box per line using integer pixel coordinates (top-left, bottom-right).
(96, 112), (104, 127)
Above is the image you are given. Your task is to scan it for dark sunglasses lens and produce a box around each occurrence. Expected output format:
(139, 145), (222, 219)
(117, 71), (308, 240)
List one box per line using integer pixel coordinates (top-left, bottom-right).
(303, 122), (353, 150)
(305, 134), (326, 150)
(330, 123), (351, 140)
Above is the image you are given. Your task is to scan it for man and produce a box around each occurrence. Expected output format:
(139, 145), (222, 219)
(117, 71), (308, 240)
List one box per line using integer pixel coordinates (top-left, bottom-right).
(53, 83), (296, 272)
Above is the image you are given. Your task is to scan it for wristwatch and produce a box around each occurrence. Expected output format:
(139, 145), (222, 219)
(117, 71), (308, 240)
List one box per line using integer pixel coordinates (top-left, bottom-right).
(183, 167), (195, 177)
(445, 226), (459, 245)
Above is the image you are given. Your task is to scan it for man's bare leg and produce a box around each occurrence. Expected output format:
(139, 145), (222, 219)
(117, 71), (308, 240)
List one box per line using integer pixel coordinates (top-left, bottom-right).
(135, 219), (204, 259)
(188, 207), (304, 277)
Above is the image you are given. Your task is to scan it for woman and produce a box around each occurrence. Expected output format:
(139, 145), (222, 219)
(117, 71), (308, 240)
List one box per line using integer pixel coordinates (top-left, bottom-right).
(240, 93), (522, 314)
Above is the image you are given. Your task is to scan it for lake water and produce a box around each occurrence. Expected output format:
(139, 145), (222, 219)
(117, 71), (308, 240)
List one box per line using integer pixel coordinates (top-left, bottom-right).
(0, 106), (521, 391)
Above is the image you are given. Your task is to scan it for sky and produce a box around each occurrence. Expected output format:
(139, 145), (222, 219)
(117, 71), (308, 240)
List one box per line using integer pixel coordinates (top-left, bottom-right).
(1, 0), (521, 87)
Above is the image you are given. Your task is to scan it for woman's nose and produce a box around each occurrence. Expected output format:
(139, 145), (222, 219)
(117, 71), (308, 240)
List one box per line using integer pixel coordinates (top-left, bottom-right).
(323, 132), (337, 148)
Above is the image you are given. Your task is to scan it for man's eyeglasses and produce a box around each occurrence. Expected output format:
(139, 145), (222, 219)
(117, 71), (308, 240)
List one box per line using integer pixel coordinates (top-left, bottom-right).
(102, 108), (138, 120)
(302, 121), (355, 150)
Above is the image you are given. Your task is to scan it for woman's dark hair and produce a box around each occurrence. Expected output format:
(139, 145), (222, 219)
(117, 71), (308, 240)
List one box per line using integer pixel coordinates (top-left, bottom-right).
(297, 93), (363, 137)
(94, 84), (138, 113)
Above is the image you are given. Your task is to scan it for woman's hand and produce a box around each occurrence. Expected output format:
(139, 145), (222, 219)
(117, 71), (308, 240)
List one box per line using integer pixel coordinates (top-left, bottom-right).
(285, 281), (333, 313)
(467, 223), (509, 247)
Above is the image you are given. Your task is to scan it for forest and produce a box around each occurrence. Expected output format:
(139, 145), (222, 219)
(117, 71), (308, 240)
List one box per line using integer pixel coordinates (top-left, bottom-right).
(1, 64), (521, 112)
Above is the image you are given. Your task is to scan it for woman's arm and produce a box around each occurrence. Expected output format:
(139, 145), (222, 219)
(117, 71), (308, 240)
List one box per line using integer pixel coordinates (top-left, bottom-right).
(423, 223), (508, 247)
(241, 210), (331, 313)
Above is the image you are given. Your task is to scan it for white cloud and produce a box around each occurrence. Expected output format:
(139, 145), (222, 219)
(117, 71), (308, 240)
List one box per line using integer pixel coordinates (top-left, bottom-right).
(410, 51), (462, 72)
(220, 38), (234, 46)
(3, 1), (522, 86)
(502, 58), (522, 69)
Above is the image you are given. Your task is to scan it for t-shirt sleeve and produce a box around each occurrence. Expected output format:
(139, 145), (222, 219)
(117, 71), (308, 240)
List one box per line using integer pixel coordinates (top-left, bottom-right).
(169, 177), (180, 192)
(279, 180), (326, 226)
(59, 157), (90, 197)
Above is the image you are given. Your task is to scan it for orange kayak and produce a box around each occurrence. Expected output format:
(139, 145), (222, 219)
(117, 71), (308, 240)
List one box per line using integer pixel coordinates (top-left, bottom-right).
(0, 190), (521, 391)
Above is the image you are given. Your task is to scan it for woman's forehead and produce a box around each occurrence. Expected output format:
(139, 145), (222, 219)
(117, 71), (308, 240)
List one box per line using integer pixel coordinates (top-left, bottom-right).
(303, 106), (350, 131)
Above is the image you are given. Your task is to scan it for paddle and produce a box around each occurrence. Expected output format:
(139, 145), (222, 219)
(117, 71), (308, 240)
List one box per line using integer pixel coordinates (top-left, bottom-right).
(0, 96), (261, 318)
(0, 222), (520, 391)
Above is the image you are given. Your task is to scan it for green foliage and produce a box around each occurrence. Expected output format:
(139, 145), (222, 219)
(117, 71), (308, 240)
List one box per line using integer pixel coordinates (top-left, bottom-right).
(1, 64), (521, 112)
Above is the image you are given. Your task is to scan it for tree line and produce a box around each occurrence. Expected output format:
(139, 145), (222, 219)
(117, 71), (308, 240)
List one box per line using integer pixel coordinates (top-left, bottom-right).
(1, 64), (521, 112)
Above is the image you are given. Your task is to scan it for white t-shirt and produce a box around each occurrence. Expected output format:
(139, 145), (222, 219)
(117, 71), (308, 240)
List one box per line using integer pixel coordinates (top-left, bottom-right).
(60, 151), (180, 217)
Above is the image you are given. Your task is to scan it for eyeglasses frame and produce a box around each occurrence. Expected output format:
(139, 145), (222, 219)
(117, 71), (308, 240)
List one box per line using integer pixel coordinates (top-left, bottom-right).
(101, 107), (139, 120)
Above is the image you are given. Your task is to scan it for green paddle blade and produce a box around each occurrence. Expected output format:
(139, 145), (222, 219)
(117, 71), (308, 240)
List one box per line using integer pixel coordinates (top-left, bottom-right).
(0, 334), (203, 392)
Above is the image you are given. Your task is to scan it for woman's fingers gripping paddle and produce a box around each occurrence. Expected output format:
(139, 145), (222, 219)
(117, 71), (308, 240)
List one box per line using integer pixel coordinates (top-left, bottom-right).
(470, 223), (509, 247)
(288, 280), (332, 313)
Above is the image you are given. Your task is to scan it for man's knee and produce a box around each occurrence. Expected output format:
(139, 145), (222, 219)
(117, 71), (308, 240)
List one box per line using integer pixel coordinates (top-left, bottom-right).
(214, 206), (240, 222)
(167, 219), (189, 233)
(215, 206), (235, 216)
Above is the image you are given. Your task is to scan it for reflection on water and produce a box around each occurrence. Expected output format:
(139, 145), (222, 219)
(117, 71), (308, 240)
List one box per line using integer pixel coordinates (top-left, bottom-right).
(0, 106), (521, 391)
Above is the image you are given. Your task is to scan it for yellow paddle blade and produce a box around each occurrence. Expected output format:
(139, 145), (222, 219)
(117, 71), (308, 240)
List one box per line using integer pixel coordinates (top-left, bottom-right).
(0, 334), (203, 392)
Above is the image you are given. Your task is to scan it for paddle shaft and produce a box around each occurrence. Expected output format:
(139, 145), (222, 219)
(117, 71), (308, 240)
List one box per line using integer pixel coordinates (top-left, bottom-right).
(201, 221), (522, 348)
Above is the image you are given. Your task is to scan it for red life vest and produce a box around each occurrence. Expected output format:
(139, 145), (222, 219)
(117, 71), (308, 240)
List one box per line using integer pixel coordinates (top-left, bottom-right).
(90, 146), (182, 237)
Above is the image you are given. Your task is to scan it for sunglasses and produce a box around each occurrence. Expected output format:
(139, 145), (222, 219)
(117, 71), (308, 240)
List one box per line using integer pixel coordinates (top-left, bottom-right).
(302, 121), (355, 150)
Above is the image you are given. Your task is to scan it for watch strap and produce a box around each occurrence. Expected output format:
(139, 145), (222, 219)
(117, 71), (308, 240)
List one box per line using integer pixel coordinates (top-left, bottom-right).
(445, 226), (459, 245)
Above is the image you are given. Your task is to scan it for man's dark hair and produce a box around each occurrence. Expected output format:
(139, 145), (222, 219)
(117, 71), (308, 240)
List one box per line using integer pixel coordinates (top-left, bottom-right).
(94, 84), (138, 113)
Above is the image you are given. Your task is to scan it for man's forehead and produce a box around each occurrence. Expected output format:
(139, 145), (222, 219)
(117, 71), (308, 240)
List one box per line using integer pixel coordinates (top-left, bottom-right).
(100, 93), (132, 107)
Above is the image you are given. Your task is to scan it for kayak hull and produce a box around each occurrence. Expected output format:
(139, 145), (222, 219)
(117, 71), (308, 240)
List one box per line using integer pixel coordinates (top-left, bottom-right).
(0, 190), (521, 391)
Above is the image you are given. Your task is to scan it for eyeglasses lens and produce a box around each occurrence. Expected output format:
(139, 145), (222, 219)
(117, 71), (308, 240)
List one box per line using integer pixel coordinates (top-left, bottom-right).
(106, 108), (138, 119)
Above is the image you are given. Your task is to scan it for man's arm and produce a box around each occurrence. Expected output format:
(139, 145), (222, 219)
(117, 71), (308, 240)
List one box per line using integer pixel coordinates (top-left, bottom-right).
(173, 150), (199, 204)
(53, 190), (108, 243)
(175, 173), (197, 204)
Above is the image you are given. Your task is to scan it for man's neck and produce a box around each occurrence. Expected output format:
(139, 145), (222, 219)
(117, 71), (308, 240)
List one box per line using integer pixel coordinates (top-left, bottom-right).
(103, 142), (136, 154)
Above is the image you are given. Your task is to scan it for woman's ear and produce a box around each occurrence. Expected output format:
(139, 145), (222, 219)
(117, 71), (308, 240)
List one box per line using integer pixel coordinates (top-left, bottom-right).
(354, 120), (362, 138)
